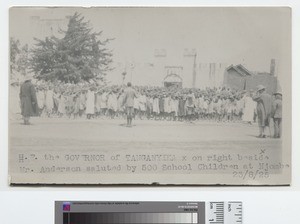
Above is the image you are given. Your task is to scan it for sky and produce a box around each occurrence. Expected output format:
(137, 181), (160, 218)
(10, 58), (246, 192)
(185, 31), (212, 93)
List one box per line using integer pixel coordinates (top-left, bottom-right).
(9, 7), (291, 86)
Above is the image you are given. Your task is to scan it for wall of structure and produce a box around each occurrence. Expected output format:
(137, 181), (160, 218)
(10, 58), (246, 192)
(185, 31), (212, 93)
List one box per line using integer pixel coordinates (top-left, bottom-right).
(224, 70), (278, 94)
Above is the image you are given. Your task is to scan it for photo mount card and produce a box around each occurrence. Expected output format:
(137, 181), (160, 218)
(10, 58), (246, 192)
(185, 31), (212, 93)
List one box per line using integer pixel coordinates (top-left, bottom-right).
(9, 7), (291, 185)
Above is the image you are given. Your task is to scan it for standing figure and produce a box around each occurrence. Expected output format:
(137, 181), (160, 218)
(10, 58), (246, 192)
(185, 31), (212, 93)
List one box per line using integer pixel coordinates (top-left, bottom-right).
(178, 96), (185, 121)
(36, 87), (46, 116)
(242, 91), (256, 124)
(10, 81), (21, 118)
(252, 85), (272, 138)
(138, 92), (147, 119)
(158, 95), (165, 120)
(152, 95), (160, 119)
(164, 95), (171, 120)
(107, 90), (118, 119)
(95, 90), (102, 117)
(272, 92), (282, 138)
(186, 90), (196, 122)
(117, 90), (125, 118)
(57, 92), (66, 117)
(19, 75), (38, 125)
(123, 82), (137, 127)
(65, 92), (75, 118)
(45, 85), (54, 117)
(86, 88), (95, 119)
(79, 90), (87, 117)
(73, 93), (81, 119)
(99, 90), (108, 117)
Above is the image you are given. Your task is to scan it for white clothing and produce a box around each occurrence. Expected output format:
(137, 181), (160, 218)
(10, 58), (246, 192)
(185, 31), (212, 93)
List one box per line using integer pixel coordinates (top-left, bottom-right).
(45, 90), (54, 111)
(139, 95), (146, 111)
(153, 98), (160, 114)
(37, 90), (45, 109)
(108, 93), (118, 111)
(10, 86), (21, 114)
(243, 96), (256, 122)
(99, 92), (108, 109)
(86, 90), (95, 114)
(58, 95), (66, 114)
(164, 97), (171, 113)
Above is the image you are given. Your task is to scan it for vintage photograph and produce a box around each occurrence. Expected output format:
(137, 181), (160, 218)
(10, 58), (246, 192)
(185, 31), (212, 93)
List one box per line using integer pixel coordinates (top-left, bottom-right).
(9, 7), (291, 185)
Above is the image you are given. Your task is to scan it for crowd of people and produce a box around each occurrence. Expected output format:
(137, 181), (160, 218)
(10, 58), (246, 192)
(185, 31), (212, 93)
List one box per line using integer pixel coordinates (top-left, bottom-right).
(12, 80), (258, 122)
(12, 76), (282, 138)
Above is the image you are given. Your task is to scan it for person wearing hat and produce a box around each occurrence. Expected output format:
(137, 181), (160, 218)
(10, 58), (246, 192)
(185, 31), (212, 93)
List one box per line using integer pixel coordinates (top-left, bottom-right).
(19, 74), (38, 125)
(123, 82), (137, 127)
(272, 91), (282, 138)
(252, 85), (272, 138)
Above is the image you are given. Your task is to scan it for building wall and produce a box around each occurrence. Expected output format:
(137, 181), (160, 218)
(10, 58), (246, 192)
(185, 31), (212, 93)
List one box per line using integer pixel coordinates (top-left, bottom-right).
(223, 69), (246, 90)
(224, 70), (278, 94)
(196, 63), (228, 89)
(245, 74), (277, 93)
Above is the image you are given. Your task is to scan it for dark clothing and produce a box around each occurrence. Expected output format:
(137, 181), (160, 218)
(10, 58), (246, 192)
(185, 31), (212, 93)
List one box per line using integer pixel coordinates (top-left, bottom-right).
(126, 107), (134, 118)
(178, 99), (185, 117)
(123, 87), (136, 107)
(272, 98), (282, 138)
(272, 98), (282, 118)
(274, 118), (282, 138)
(159, 98), (164, 113)
(253, 92), (272, 127)
(19, 80), (38, 117)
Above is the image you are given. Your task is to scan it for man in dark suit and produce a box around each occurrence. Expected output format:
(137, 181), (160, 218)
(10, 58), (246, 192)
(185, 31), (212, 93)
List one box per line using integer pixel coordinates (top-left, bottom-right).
(252, 85), (272, 138)
(123, 82), (137, 127)
(272, 92), (282, 138)
(19, 75), (38, 125)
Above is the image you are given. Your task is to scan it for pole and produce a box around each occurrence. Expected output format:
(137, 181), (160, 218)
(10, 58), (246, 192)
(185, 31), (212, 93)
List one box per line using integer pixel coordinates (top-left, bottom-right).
(192, 53), (197, 88)
(130, 63), (134, 82)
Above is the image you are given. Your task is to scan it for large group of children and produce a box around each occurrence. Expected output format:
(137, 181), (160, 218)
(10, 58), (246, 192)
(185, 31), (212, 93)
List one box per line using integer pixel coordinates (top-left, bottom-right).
(11, 82), (257, 123)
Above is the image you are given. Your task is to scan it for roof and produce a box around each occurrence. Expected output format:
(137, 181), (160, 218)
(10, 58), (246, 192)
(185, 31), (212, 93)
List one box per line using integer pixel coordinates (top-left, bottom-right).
(226, 64), (254, 77)
(257, 72), (272, 76)
(163, 73), (183, 83)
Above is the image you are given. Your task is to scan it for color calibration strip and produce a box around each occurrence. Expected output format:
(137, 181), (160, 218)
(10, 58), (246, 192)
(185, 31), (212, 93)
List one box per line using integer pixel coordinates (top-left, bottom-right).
(63, 212), (198, 224)
(57, 201), (242, 224)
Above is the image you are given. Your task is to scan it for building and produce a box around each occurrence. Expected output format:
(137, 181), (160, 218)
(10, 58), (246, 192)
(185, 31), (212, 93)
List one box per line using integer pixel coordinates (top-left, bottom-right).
(163, 74), (183, 88)
(163, 66), (183, 88)
(196, 63), (228, 89)
(223, 63), (278, 94)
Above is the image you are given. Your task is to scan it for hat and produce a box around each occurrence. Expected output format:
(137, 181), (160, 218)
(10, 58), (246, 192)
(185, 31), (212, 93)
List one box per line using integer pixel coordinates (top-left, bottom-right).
(10, 79), (18, 85)
(23, 74), (33, 81)
(256, 85), (266, 91)
(273, 91), (282, 96)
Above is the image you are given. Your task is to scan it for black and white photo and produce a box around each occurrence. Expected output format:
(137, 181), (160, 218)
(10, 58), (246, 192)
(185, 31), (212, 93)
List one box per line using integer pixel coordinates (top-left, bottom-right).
(8, 7), (291, 185)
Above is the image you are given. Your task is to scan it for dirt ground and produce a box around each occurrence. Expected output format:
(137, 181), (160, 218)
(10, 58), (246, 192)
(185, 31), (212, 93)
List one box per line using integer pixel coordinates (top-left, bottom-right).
(10, 117), (280, 151)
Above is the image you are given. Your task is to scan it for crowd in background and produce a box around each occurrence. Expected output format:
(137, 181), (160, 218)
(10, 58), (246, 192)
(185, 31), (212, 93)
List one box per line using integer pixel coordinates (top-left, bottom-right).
(11, 82), (258, 123)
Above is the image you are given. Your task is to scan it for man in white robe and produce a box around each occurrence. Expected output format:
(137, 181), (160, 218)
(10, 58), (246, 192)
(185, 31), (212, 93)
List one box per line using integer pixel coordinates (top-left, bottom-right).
(86, 88), (95, 119)
(45, 86), (54, 117)
(242, 92), (256, 124)
(10, 81), (21, 118)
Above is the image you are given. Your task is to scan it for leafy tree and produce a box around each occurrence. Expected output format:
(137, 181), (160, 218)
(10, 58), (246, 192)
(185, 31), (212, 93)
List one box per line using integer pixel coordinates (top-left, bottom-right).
(17, 44), (29, 75)
(10, 38), (21, 73)
(10, 38), (29, 75)
(30, 12), (113, 83)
